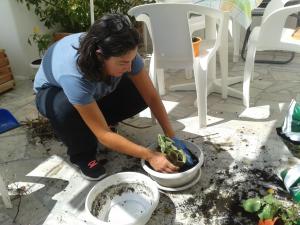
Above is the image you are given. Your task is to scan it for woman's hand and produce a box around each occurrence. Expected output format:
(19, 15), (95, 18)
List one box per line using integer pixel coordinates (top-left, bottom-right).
(147, 151), (179, 173)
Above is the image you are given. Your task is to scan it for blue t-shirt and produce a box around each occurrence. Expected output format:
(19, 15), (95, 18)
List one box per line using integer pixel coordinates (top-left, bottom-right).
(33, 33), (144, 105)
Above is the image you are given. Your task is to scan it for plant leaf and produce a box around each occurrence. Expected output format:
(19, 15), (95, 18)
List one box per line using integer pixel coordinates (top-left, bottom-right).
(264, 194), (279, 206)
(242, 198), (262, 213)
(258, 204), (278, 220)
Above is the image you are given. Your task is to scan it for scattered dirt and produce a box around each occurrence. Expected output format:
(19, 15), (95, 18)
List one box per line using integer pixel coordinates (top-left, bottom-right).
(22, 116), (57, 145)
(139, 135), (297, 224)
(19, 118), (298, 224)
(121, 163), (142, 172)
(203, 140), (227, 152)
(175, 166), (292, 225)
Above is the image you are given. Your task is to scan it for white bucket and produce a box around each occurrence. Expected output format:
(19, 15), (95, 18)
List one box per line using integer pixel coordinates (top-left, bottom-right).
(85, 172), (159, 225)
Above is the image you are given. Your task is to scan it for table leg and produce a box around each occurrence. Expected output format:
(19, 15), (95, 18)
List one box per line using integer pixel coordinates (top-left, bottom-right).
(219, 12), (229, 99)
(232, 19), (241, 62)
(207, 13), (243, 99)
(169, 13), (243, 99)
(206, 16), (217, 82)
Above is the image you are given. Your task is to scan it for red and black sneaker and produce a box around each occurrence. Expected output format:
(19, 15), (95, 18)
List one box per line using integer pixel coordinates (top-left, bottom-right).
(72, 158), (106, 181)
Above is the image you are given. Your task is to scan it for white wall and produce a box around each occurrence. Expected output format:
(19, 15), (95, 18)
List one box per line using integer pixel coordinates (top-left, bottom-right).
(0, 0), (49, 79)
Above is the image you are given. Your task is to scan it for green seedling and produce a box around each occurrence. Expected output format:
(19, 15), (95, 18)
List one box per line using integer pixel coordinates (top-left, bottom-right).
(242, 193), (300, 225)
(157, 134), (186, 167)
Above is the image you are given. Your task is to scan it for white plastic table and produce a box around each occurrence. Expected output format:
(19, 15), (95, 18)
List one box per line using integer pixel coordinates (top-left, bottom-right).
(195, 0), (263, 62)
(195, 0), (263, 98)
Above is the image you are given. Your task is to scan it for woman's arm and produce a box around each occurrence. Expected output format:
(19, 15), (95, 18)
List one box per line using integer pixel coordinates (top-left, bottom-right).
(129, 68), (175, 138)
(73, 102), (178, 173)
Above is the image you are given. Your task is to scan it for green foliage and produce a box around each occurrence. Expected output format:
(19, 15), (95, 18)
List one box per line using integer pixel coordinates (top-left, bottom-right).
(16, 0), (91, 32)
(279, 204), (300, 225)
(242, 197), (262, 213)
(27, 28), (52, 57)
(157, 134), (186, 167)
(242, 193), (300, 224)
(16, 0), (155, 32)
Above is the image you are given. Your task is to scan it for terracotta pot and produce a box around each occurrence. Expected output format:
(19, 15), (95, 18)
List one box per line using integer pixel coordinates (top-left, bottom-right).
(192, 37), (202, 57)
(258, 217), (278, 225)
(53, 32), (72, 42)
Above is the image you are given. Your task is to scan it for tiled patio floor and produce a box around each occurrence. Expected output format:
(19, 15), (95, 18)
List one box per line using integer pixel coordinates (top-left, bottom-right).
(1, 49), (300, 225)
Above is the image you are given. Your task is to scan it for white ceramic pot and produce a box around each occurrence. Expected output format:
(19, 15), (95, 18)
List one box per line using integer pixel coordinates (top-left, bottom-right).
(141, 140), (204, 188)
(30, 59), (41, 69)
(85, 172), (159, 225)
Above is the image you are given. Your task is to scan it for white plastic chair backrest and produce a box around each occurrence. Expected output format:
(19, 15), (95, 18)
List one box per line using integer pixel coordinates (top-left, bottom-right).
(155, 0), (206, 34)
(258, 0), (300, 49)
(128, 3), (224, 69)
(135, 14), (152, 39)
(262, 0), (287, 22)
(137, 1), (198, 40)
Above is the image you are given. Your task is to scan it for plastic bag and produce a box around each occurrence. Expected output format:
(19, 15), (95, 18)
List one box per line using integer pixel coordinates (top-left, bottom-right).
(278, 164), (300, 203)
(276, 99), (300, 158)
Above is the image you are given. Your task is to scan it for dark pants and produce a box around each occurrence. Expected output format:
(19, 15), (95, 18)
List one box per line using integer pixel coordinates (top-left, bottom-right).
(35, 76), (147, 163)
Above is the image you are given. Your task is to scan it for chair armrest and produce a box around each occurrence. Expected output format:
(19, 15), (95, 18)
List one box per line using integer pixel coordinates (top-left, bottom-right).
(261, 4), (300, 33)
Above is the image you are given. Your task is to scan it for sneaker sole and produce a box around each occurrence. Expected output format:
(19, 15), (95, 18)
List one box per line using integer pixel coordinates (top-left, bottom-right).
(79, 171), (107, 181)
(71, 163), (107, 181)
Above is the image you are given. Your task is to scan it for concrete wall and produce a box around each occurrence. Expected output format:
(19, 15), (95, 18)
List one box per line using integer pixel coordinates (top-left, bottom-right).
(0, 0), (49, 79)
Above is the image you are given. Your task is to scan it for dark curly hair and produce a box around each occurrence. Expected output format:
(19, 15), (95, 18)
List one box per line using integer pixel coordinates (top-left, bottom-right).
(75, 14), (140, 82)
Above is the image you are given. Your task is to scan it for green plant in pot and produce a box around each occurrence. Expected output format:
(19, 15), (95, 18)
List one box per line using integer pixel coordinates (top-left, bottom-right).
(28, 27), (52, 56)
(242, 193), (300, 225)
(28, 26), (52, 67)
(157, 134), (186, 167)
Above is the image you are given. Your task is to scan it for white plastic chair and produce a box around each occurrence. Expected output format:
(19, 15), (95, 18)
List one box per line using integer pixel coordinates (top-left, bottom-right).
(129, 3), (227, 128)
(243, 0), (300, 107)
(158, 0), (244, 63)
(154, 0), (206, 83)
(156, 0), (206, 35)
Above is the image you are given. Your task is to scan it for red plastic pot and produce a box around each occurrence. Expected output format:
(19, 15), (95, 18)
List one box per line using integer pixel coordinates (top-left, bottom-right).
(258, 217), (278, 225)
